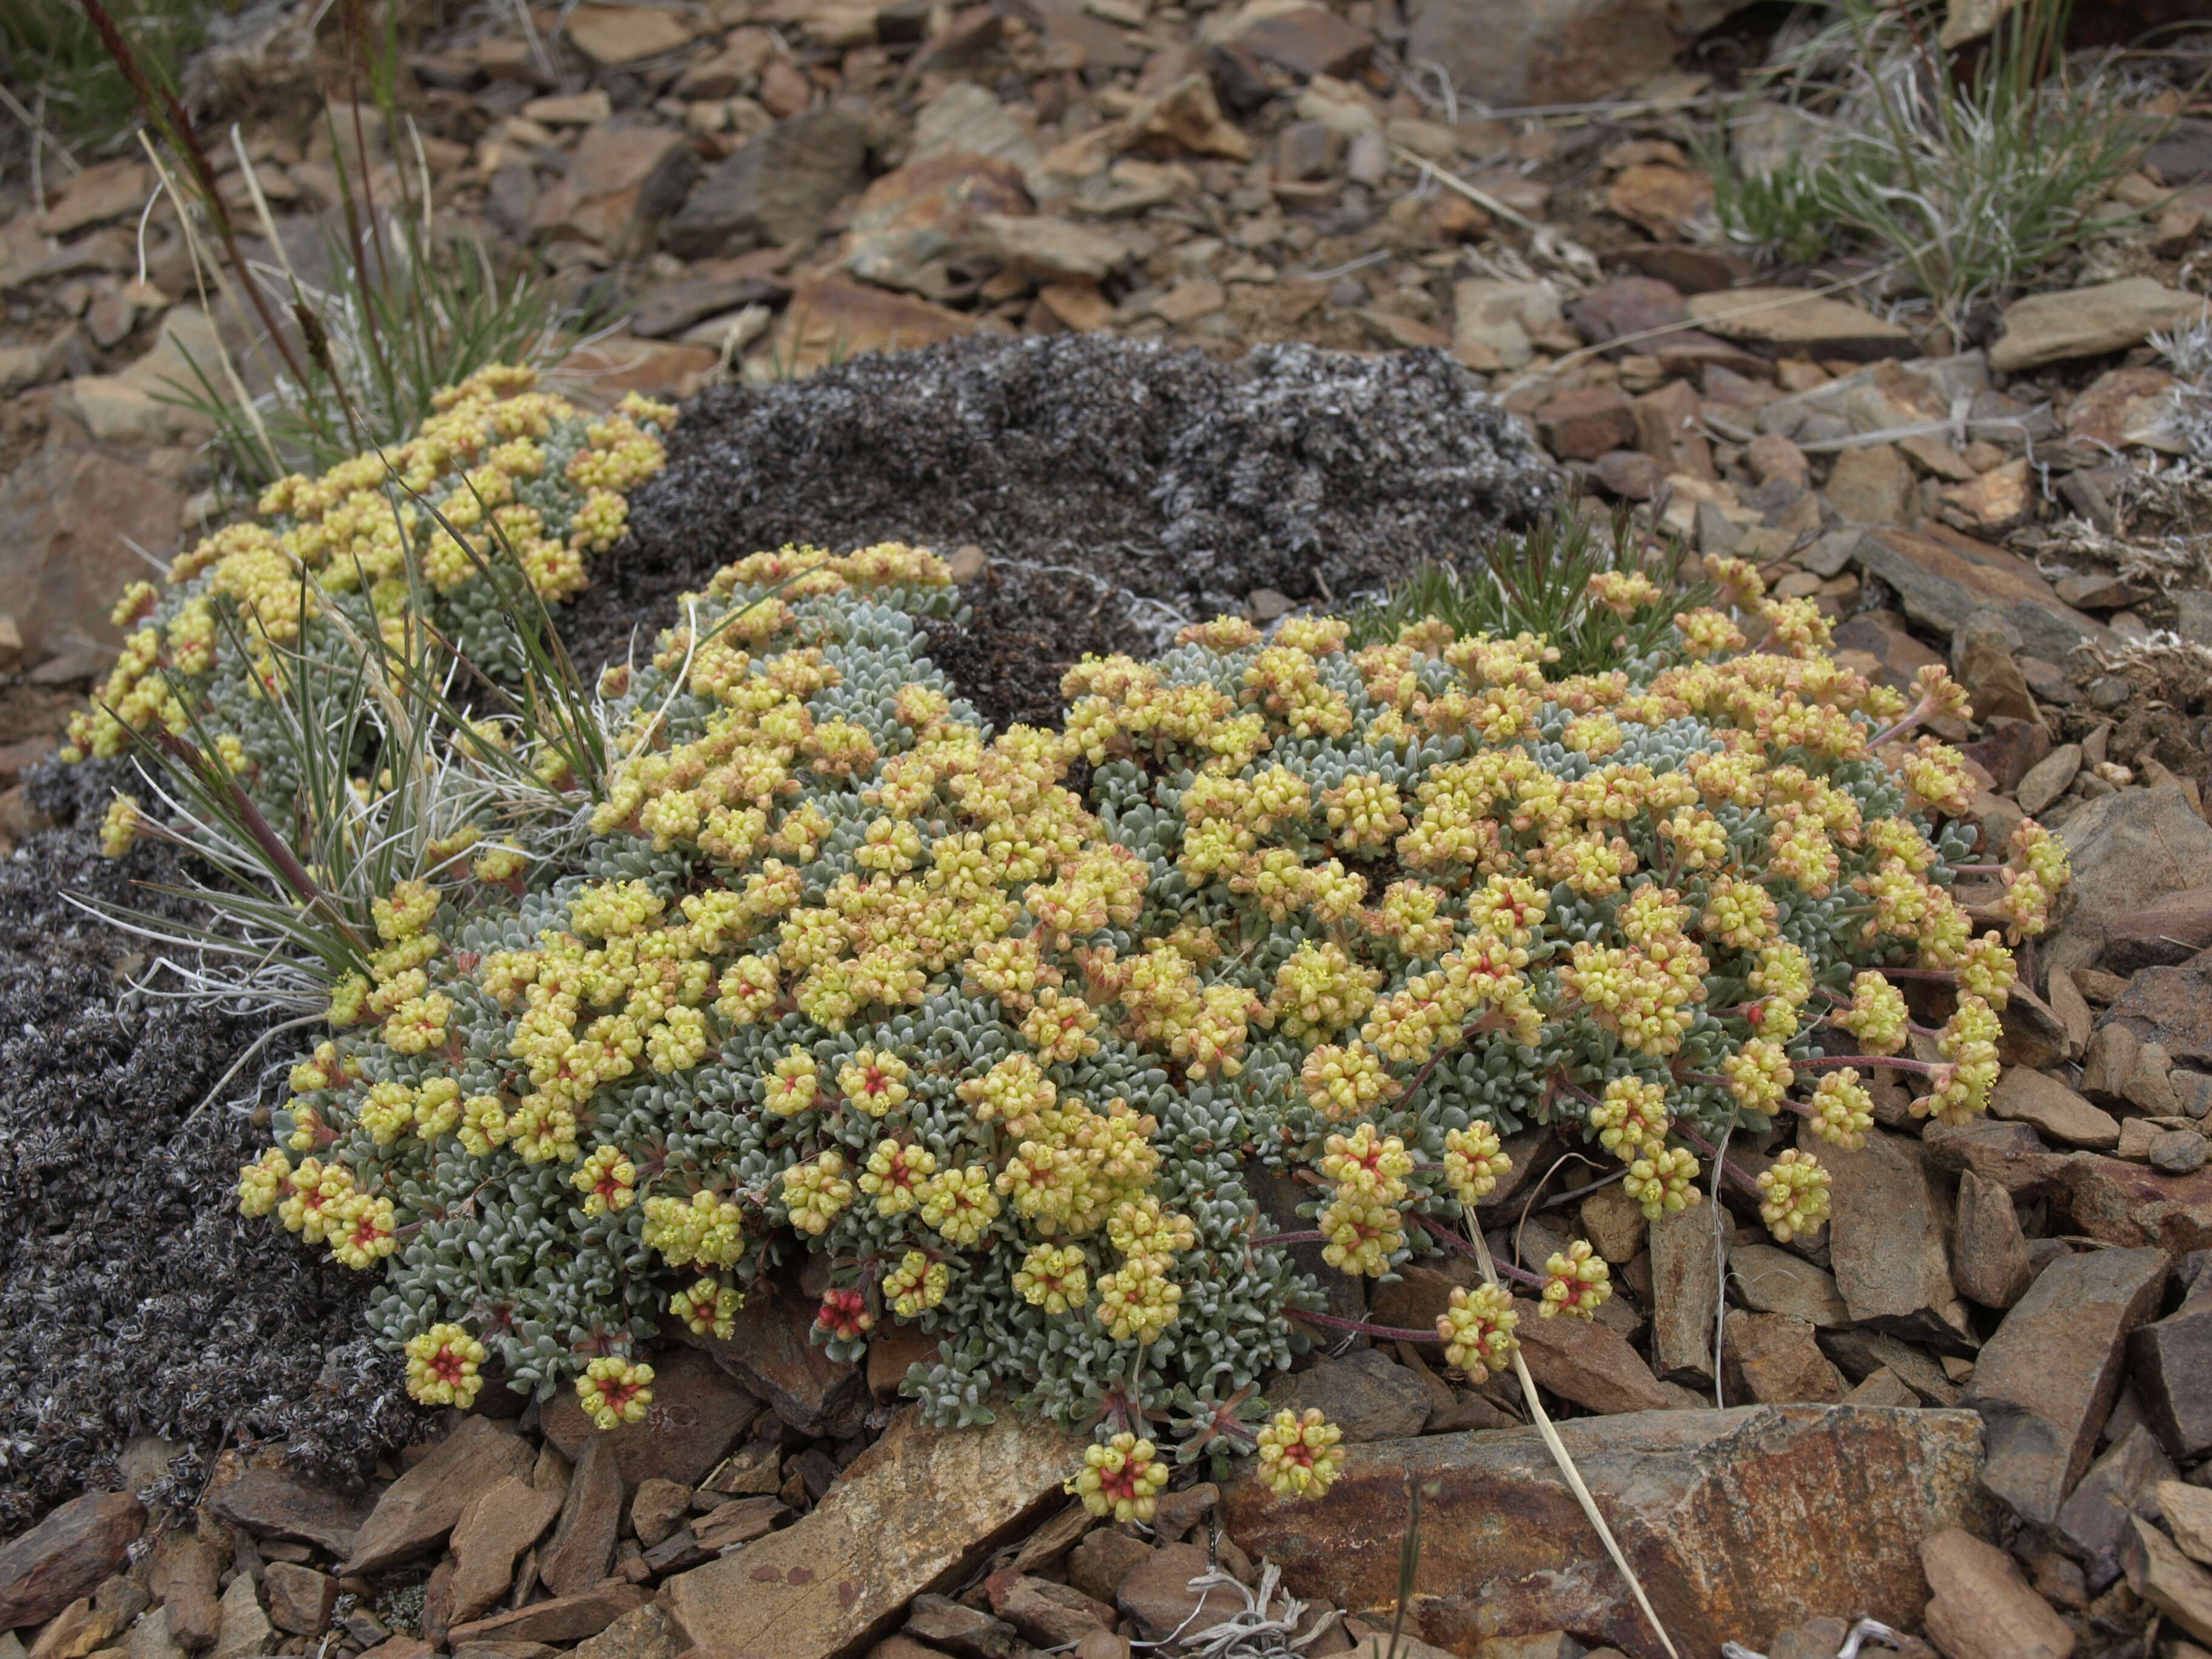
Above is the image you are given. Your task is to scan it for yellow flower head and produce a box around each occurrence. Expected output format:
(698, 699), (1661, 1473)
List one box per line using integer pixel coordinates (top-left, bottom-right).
(576, 1356), (655, 1430)
(1539, 1239), (1611, 1319)
(1065, 1432), (1171, 1522)
(404, 1322), (488, 1408)
(1436, 1281), (1518, 1376)
(1253, 1408), (1346, 1499)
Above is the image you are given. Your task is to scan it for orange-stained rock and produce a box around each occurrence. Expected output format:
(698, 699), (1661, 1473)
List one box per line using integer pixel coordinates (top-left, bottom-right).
(1221, 1405), (1991, 1659)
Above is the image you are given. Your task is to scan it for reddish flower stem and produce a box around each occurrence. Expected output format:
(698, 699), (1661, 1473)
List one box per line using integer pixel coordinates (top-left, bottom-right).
(1292, 1309), (1444, 1344)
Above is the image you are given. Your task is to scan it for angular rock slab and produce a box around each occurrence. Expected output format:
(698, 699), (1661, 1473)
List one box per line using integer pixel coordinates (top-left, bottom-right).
(1221, 1405), (1991, 1659)
(663, 1410), (1086, 1659)
(1965, 1246), (2167, 1527)
(342, 1415), (535, 1575)
(0, 1492), (144, 1630)
(541, 1346), (762, 1495)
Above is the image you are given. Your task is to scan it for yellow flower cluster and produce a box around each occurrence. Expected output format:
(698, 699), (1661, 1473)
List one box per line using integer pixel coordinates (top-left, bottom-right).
(404, 1323), (488, 1409)
(1538, 1239), (1611, 1319)
(67, 367), (675, 766)
(1065, 1432), (1171, 1522)
(575, 1356), (654, 1430)
(1436, 1282), (1520, 1376)
(1253, 1407), (1347, 1498)
(1755, 1150), (1831, 1242)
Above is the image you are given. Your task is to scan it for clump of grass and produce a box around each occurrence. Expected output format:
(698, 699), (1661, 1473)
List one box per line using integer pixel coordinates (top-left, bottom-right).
(75, 0), (590, 492)
(0, 0), (213, 150)
(1700, 0), (2150, 338)
(1345, 502), (1708, 677)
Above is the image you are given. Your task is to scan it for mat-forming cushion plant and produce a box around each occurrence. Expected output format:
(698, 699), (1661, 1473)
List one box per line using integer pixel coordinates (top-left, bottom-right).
(79, 370), (2067, 1507)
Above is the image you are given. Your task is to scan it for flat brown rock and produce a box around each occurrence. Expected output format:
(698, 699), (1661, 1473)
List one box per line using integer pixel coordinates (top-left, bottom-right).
(1919, 1528), (2075, 1659)
(1512, 1298), (1675, 1415)
(1851, 525), (2108, 664)
(691, 1281), (864, 1439)
(1965, 1246), (2167, 1526)
(209, 1469), (376, 1557)
(1724, 1312), (1846, 1404)
(2053, 1155), (2212, 1257)
(662, 1411), (1084, 1659)
(539, 1435), (622, 1598)
(343, 1416), (535, 1575)
(1989, 1069), (2120, 1150)
(1823, 1131), (1974, 1352)
(1222, 1406), (1991, 1657)
(445, 1583), (649, 1648)
(542, 1347), (762, 1496)
(1686, 287), (1914, 359)
(450, 1477), (563, 1625)
(0, 1492), (144, 1630)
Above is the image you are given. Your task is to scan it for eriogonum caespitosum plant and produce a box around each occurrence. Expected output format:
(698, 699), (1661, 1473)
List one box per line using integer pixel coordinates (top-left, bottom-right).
(209, 537), (2065, 1492)
(75, 364), (2063, 1493)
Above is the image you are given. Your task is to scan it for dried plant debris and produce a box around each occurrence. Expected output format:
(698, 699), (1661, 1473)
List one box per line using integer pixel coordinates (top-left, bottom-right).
(566, 333), (1557, 728)
(0, 762), (414, 1530)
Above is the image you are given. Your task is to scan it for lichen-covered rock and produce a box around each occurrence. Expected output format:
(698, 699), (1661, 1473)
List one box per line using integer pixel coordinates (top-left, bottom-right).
(572, 335), (1558, 728)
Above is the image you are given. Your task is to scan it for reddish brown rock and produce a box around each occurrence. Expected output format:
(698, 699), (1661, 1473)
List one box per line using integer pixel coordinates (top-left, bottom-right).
(2064, 366), (2182, 452)
(0, 1493), (144, 1631)
(1823, 1130), (1974, 1352)
(1606, 164), (1711, 239)
(1223, 1406), (1991, 1657)
(0, 443), (185, 668)
(1067, 1531), (1154, 1605)
(539, 1435), (622, 1598)
(986, 1572), (1113, 1647)
(692, 1280), (864, 1439)
(1592, 449), (1663, 501)
(209, 1469), (376, 1557)
(343, 1416), (535, 1575)
(260, 1565), (336, 1638)
(450, 1477), (564, 1625)
(445, 1584), (651, 1648)
(1919, 1529), (2075, 1659)
(1114, 1543), (1245, 1644)
(662, 1412), (1084, 1659)
(2123, 1517), (2212, 1646)
(2102, 888), (2212, 977)
(543, 1346), (762, 1495)
(2051, 1155), (2212, 1256)
(1964, 1246), (2167, 1526)
(1513, 1298), (1677, 1415)
(840, 153), (1033, 301)
(1630, 380), (1712, 483)
(2056, 1425), (2174, 1590)
(529, 123), (692, 250)
(1269, 1352), (1431, 1443)
(864, 1324), (939, 1403)
(1851, 524), (2107, 666)
(1216, 2), (1374, 77)
(1649, 1202), (1723, 1386)
(1951, 1170), (2034, 1309)
(1686, 286), (1914, 360)
(901, 1595), (1021, 1658)
(1537, 387), (1637, 461)
(1569, 276), (1687, 354)
(1723, 1312), (1847, 1404)
(148, 1535), (223, 1651)
(2131, 1284), (2212, 1459)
